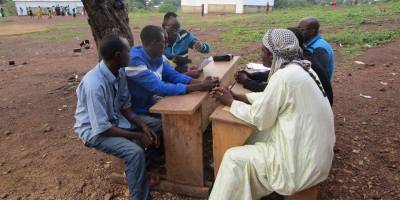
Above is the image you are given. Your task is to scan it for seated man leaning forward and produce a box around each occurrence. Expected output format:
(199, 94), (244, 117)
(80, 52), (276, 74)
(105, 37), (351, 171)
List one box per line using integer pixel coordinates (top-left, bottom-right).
(298, 16), (335, 81)
(162, 12), (211, 74)
(125, 25), (219, 128)
(73, 34), (157, 200)
(209, 29), (335, 199)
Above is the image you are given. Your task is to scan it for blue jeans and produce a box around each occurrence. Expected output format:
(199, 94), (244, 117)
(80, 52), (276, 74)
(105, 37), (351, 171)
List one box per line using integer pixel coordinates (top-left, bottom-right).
(87, 136), (150, 200)
(137, 114), (162, 133)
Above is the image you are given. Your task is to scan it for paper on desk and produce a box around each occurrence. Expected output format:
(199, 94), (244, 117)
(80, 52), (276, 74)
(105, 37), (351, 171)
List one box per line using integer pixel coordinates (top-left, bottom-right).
(199, 57), (213, 70)
(246, 63), (270, 72)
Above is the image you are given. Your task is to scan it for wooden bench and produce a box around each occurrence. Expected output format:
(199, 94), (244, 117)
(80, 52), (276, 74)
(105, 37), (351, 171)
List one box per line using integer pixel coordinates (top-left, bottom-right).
(149, 56), (240, 198)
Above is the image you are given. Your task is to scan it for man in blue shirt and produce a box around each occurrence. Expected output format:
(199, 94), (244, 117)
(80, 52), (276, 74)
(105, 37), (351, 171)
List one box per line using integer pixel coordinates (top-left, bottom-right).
(298, 17), (335, 81)
(74, 35), (157, 200)
(126, 25), (219, 129)
(162, 12), (211, 74)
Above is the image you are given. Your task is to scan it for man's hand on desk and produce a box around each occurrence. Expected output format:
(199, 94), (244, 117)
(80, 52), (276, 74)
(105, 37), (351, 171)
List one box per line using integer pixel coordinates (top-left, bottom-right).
(236, 71), (249, 84)
(210, 87), (234, 106)
(187, 76), (219, 93)
(185, 66), (203, 79)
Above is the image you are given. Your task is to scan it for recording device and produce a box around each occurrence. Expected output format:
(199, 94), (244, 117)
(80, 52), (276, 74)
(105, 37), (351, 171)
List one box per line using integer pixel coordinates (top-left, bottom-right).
(213, 54), (233, 62)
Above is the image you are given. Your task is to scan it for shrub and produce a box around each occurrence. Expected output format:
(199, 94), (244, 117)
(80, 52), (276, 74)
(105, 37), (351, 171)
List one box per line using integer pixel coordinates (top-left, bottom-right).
(158, 3), (178, 13)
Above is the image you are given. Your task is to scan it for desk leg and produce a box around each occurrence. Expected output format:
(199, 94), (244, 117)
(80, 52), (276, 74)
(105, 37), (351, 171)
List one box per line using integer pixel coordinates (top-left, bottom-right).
(212, 120), (253, 177)
(161, 110), (204, 186)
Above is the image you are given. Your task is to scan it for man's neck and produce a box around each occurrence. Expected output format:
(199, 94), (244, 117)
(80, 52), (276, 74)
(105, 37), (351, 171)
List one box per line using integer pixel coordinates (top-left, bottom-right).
(143, 47), (157, 59)
(104, 60), (119, 77)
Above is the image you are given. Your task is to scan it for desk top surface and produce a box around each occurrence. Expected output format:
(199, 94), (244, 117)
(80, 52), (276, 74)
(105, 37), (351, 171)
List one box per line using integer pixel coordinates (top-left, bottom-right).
(150, 56), (240, 115)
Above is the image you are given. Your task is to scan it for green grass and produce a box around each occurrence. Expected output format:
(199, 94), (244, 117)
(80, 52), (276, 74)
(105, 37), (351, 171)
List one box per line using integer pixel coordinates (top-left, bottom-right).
(213, 1), (400, 60)
(326, 28), (400, 55)
(29, 20), (87, 42)
(126, 1), (400, 61)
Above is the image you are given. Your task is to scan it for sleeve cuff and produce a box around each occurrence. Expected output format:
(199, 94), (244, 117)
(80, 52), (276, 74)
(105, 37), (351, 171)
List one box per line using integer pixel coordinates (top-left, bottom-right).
(123, 102), (131, 110)
(177, 83), (188, 94)
(93, 123), (113, 135)
(246, 92), (261, 104)
(230, 100), (242, 115)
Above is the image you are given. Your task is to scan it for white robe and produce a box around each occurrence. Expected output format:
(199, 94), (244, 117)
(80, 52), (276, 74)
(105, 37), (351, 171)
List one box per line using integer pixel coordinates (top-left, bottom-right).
(209, 64), (336, 200)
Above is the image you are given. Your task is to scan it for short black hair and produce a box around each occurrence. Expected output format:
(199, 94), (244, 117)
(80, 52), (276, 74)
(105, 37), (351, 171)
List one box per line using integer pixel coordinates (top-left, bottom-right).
(164, 12), (178, 21)
(287, 27), (305, 48)
(302, 16), (320, 31)
(100, 34), (127, 60)
(140, 25), (164, 46)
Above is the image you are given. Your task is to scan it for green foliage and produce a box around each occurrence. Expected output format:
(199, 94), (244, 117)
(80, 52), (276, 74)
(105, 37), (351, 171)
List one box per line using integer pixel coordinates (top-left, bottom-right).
(163, 0), (181, 8)
(158, 3), (178, 13)
(2, 0), (17, 16)
(29, 21), (86, 42)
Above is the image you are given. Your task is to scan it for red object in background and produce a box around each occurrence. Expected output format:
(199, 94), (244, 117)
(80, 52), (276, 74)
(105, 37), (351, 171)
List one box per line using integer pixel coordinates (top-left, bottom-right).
(331, 0), (337, 8)
(265, 2), (270, 13)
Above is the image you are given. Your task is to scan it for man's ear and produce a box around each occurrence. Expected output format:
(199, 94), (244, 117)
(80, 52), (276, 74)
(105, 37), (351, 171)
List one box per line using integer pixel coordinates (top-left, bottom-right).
(115, 52), (121, 59)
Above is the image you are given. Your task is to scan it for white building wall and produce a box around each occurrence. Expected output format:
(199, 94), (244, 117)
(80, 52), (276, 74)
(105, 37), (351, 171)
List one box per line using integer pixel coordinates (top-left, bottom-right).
(181, 0), (204, 6)
(181, 0), (273, 13)
(243, 0), (274, 6)
(14, 0), (83, 16)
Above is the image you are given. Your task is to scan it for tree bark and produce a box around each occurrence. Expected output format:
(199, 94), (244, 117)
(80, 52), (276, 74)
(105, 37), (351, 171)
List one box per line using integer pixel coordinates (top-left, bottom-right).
(81, 0), (134, 59)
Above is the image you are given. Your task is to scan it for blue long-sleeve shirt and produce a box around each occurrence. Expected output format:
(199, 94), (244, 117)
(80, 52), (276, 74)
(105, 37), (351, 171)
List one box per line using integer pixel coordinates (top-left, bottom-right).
(126, 46), (192, 114)
(164, 30), (211, 68)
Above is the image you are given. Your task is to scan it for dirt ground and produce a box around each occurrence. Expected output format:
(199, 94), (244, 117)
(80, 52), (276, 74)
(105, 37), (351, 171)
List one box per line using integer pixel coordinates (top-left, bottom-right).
(0, 16), (399, 200)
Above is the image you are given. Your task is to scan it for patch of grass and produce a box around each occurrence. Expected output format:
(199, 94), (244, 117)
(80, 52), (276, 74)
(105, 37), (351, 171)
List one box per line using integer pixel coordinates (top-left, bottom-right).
(217, 1), (400, 60)
(326, 28), (400, 55)
(29, 22), (87, 42)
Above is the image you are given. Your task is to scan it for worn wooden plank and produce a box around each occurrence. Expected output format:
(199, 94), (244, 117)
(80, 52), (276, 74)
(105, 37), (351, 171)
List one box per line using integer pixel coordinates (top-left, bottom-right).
(154, 180), (210, 198)
(150, 92), (208, 115)
(210, 105), (254, 127)
(212, 119), (253, 177)
(161, 111), (204, 186)
(150, 56), (240, 115)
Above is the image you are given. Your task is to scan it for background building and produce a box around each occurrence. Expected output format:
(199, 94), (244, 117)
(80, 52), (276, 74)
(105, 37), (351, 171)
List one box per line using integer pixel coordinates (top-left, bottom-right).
(181, 0), (274, 14)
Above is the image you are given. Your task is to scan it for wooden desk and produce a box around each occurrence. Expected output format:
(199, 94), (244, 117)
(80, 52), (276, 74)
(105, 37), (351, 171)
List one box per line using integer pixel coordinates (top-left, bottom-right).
(210, 84), (255, 177)
(150, 56), (240, 198)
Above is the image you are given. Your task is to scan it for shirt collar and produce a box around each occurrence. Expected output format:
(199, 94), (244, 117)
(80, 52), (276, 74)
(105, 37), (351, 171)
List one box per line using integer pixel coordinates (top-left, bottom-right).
(306, 34), (322, 47)
(99, 60), (119, 84)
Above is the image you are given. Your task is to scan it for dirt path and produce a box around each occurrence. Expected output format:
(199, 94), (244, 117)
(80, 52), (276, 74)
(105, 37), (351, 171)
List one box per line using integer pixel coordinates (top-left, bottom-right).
(0, 17), (399, 200)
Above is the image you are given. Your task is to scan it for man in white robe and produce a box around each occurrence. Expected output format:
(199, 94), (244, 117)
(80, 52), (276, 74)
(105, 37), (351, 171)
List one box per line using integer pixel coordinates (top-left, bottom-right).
(209, 29), (335, 200)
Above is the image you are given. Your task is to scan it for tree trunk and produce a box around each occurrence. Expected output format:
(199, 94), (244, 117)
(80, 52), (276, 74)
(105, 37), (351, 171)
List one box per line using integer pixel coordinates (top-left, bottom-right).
(81, 0), (134, 59)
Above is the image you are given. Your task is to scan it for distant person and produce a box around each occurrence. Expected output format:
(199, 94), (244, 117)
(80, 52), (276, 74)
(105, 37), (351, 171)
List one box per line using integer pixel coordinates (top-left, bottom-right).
(48, 8), (52, 19)
(162, 12), (211, 74)
(236, 27), (333, 105)
(19, 7), (23, 16)
(0, 7), (5, 18)
(125, 25), (219, 129)
(28, 8), (34, 18)
(37, 6), (43, 19)
(298, 17), (335, 81)
(73, 34), (156, 200)
(55, 6), (60, 16)
(72, 8), (76, 18)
